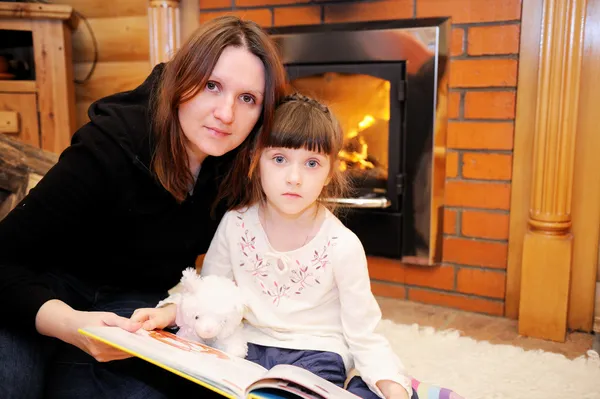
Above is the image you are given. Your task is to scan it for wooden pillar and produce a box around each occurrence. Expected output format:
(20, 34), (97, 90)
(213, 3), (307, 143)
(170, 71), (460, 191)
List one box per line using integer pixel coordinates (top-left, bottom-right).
(148, 0), (181, 66)
(518, 0), (587, 342)
(179, 0), (199, 43)
(33, 20), (77, 153)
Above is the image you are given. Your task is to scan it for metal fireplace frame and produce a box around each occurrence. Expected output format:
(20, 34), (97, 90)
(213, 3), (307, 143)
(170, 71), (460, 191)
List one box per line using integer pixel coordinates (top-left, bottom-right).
(267, 18), (451, 265)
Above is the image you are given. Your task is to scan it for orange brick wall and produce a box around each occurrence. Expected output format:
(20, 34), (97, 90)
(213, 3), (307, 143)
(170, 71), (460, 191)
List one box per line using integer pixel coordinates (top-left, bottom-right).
(198, 0), (522, 316)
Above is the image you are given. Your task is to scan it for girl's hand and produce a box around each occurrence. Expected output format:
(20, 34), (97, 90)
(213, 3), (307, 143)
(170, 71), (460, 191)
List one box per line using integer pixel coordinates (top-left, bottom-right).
(130, 304), (177, 331)
(35, 299), (142, 362)
(376, 380), (410, 399)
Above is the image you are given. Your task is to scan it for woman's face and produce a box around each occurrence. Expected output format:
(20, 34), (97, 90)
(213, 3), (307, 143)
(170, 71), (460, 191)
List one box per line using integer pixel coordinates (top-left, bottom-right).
(178, 45), (266, 169)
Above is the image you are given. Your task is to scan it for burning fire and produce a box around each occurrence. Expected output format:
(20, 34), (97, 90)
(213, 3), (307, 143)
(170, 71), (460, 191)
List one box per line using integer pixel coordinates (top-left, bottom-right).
(338, 114), (376, 171)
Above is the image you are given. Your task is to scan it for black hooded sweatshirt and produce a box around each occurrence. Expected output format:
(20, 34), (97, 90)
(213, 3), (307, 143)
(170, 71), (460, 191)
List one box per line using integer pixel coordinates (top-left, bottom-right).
(0, 64), (234, 332)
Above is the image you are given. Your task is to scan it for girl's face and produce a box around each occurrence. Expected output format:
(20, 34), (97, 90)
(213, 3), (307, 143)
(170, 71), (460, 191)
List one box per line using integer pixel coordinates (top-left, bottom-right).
(259, 147), (332, 217)
(178, 46), (265, 169)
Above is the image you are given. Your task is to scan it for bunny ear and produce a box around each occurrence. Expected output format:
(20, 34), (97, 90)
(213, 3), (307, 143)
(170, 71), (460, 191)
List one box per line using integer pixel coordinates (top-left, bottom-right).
(180, 267), (201, 293)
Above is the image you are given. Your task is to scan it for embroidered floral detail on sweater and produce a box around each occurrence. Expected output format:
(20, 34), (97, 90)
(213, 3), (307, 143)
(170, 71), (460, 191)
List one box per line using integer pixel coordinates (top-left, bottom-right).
(240, 253), (269, 278)
(290, 259), (320, 294)
(311, 236), (337, 270)
(259, 280), (290, 306)
(235, 212), (337, 305)
(239, 230), (256, 255)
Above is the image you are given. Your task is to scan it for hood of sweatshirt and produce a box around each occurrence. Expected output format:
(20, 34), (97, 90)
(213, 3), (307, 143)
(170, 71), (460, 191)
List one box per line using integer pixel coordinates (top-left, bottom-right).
(85, 63), (163, 176)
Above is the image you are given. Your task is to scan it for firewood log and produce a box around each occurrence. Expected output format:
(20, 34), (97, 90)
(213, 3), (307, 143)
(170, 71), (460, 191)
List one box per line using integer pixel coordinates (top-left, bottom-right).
(0, 134), (58, 221)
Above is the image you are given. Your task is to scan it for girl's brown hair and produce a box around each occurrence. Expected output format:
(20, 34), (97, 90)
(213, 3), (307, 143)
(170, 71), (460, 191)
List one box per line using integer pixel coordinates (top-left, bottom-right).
(238, 93), (351, 214)
(151, 16), (287, 203)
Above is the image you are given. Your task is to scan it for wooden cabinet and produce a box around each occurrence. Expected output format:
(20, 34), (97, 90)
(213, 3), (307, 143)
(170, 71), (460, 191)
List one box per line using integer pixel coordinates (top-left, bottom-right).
(0, 91), (38, 146)
(0, 2), (77, 154)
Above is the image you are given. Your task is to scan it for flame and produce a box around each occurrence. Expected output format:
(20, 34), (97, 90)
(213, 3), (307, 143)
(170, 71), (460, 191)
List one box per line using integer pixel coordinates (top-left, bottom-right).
(358, 115), (375, 130)
(338, 114), (377, 171)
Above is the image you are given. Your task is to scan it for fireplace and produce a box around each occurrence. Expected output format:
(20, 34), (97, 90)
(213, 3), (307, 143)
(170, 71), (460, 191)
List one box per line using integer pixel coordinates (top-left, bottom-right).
(267, 18), (450, 265)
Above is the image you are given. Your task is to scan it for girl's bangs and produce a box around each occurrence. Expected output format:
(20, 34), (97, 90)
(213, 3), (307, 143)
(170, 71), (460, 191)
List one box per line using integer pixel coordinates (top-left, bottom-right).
(263, 104), (334, 154)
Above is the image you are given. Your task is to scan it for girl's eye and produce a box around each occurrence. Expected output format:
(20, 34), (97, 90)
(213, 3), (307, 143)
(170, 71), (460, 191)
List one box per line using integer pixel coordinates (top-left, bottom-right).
(306, 160), (319, 168)
(206, 81), (218, 91)
(274, 156), (285, 164)
(241, 94), (255, 104)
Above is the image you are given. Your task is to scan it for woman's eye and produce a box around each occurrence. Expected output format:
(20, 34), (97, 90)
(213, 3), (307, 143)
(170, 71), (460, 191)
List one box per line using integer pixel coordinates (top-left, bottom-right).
(206, 81), (218, 91)
(241, 94), (255, 104)
(274, 156), (285, 164)
(306, 160), (319, 168)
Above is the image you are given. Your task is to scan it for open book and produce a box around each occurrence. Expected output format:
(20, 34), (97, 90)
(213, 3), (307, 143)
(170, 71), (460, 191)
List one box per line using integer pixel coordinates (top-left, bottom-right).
(79, 326), (361, 399)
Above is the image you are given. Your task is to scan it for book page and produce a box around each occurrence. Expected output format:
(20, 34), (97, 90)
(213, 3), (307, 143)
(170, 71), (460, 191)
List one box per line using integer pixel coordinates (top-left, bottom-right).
(246, 364), (361, 399)
(80, 326), (267, 398)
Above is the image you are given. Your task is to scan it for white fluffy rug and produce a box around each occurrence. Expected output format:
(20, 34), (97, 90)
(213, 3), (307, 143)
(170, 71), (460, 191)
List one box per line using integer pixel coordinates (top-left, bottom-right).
(376, 320), (600, 399)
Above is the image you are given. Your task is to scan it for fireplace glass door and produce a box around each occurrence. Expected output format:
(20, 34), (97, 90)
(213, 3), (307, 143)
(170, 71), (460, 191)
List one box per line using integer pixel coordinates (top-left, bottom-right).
(286, 63), (406, 212)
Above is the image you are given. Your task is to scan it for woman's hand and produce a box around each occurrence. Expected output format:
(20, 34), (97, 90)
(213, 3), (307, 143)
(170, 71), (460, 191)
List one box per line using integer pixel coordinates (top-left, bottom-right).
(376, 380), (410, 399)
(35, 299), (142, 362)
(130, 304), (177, 331)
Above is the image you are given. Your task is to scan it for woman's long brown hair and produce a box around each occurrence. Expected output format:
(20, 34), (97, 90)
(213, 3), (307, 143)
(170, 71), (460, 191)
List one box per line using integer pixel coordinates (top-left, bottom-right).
(151, 16), (287, 204)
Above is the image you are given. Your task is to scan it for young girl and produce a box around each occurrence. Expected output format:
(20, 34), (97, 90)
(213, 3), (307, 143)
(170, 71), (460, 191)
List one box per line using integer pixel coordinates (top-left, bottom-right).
(134, 93), (413, 399)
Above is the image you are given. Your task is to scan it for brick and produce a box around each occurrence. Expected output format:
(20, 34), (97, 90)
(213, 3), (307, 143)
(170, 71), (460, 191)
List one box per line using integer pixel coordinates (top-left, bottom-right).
(443, 237), (508, 269)
(456, 268), (506, 299)
(200, 0), (232, 9)
(274, 6), (321, 26)
(417, 0), (522, 24)
(451, 28), (464, 56)
(324, 0), (413, 23)
(368, 256), (406, 283)
(461, 153), (512, 180)
(464, 91), (516, 119)
(236, 0), (307, 6)
(461, 210), (510, 240)
(445, 180), (511, 209)
(444, 208), (458, 235)
(368, 258), (455, 290)
(405, 265), (455, 290)
(447, 122), (514, 150)
(199, 9), (272, 26)
(446, 151), (459, 178)
(468, 24), (521, 56)
(450, 59), (518, 88)
(372, 281), (407, 300)
(408, 288), (504, 316)
(448, 91), (461, 119)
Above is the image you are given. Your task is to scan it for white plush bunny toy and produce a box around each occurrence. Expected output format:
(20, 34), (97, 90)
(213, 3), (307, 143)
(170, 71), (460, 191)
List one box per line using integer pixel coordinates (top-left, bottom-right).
(159, 267), (248, 358)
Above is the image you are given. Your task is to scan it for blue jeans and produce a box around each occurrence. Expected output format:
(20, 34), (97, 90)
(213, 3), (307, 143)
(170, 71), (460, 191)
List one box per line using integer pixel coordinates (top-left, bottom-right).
(0, 272), (222, 399)
(246, 343), (419, 399)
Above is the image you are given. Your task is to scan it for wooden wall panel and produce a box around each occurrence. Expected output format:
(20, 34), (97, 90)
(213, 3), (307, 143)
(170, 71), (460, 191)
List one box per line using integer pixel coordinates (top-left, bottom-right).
(72, 16), (149, 63)
(74, 61), (151, 102)
(51, 0), (148, 18)
(50, 0), (150, 128)
(568, 0), (600, 332)
(75, 101), (93, 132)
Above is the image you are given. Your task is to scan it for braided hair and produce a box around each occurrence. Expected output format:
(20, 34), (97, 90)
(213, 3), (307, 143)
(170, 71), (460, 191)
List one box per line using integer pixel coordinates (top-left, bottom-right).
(280, 92), (331, 114)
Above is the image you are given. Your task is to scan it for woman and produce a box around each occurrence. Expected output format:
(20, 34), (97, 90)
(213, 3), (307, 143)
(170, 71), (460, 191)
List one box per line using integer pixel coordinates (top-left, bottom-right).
(0, 16), (286, 399)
